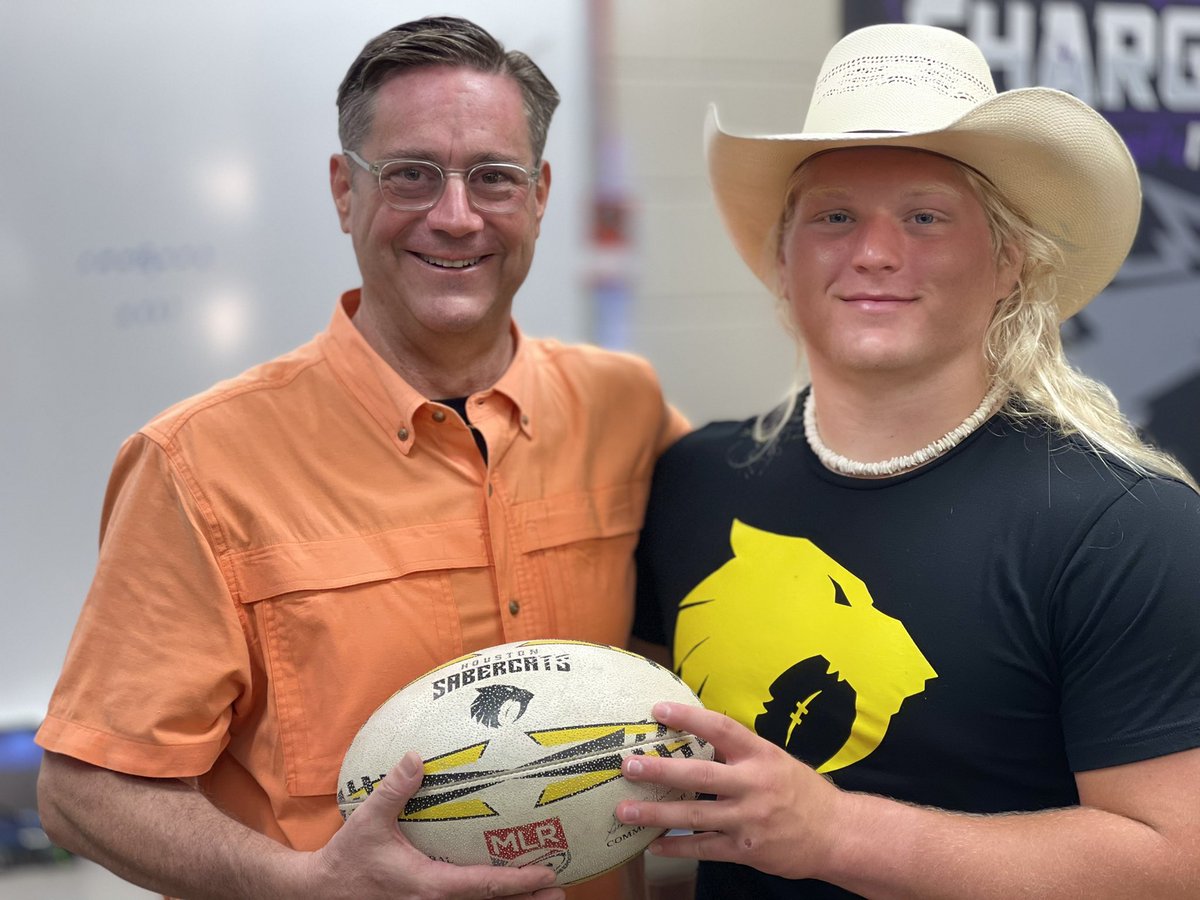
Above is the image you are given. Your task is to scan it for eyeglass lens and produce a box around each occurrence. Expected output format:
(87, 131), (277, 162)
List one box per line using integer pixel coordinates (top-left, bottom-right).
(378, 161), (532, 212)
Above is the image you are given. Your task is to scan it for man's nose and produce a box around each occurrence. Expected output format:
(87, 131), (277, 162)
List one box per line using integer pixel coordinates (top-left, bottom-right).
(851, 215), (903, 271)
(424, 173), (485, 236)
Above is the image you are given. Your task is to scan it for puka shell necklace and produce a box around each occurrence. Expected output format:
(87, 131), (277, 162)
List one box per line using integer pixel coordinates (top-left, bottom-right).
(803, 385), (1004, 478)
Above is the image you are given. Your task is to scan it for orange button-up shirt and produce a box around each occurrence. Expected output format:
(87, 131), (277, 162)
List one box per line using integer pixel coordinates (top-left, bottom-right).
(38, 291), (687, 882)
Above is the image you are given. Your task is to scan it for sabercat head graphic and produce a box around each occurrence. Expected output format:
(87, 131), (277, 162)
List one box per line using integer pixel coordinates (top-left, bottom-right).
(674, 520), (937, 774)
(471, 684), (534, 728)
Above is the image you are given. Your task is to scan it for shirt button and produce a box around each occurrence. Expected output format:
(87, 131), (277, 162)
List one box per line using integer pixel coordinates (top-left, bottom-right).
(397, 427), (410, 441)
(508, 599), (520, 615)
(432, 409), (446, 423)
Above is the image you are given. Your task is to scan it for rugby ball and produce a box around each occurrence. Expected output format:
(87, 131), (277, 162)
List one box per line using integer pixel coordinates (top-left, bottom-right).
(337, 639), (712, 885)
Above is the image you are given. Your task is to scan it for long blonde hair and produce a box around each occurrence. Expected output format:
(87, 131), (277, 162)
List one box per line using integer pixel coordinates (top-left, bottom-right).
(757, 156), (1199, 491)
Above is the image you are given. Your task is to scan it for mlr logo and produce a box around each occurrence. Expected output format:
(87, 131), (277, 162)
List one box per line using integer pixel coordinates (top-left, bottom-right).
(484, 816), (572, 873)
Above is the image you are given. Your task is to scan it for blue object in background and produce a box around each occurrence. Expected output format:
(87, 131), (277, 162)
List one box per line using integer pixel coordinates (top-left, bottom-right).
(0, 728), (41, 772)
(0, 726), (66, 868)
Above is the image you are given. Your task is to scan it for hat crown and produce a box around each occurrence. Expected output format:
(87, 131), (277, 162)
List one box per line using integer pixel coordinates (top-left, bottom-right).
(804, 24), (998, 134)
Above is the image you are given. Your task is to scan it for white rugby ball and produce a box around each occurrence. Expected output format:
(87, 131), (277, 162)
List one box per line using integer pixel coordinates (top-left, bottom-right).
(337, 639), (712, 885)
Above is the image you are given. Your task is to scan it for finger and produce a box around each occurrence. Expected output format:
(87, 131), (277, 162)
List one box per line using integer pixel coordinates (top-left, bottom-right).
(615, 795), (725, 834)
(432, 861), (560, 899)
(652, 702), (759, 760)
(648, 828), (740, 863)
(495, 889), (565, 900)
(622, 751), (729, 798)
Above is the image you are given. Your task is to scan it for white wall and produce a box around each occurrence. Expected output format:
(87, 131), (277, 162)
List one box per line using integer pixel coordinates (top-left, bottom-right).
(0, 1), (591, 726)
(612, 0), (839, 422)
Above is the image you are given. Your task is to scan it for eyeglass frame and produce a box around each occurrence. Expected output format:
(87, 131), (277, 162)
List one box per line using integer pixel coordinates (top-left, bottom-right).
(342, 148), (541, 214)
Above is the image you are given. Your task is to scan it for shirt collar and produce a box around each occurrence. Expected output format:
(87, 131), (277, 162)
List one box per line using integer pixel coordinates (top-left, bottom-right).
(321, 290), (535, 453)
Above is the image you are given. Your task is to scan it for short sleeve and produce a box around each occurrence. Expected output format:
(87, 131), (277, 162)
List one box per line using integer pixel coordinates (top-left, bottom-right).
(1055, 477), (1200, 771)
(633, 540), (667, 647)
(633, 446), (682, 650)
(36, 433), (254, 777)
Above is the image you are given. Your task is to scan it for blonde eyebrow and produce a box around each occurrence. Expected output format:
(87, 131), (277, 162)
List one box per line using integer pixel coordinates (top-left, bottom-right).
(799, 182), (966, 204)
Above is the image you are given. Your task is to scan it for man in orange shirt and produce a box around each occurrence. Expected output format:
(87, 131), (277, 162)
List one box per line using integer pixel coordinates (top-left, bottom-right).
(35, 16), (684, 900)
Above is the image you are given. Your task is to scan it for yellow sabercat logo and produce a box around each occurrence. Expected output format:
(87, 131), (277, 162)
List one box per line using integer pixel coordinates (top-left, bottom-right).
(675, 520), (936, 773)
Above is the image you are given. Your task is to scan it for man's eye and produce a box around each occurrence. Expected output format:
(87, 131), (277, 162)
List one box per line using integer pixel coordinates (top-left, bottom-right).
(381, 163), (439, 186)
(394, 167), (431, 183)
(475, 167), (518, 186)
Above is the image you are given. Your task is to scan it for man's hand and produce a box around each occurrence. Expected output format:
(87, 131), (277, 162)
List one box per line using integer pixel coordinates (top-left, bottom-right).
(306, 750), (565, 900)
(616, 704), (1200, 898)
(38, 749), (563, 900)
(614, 702), (842, 881)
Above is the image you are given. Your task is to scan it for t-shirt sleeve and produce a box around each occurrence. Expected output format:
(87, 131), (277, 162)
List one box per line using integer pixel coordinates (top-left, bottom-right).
(633, 540), (667, 648)
(633, 450), (678, 650)
(1056, 476), (1200, 771)
(36, 433), (253, 777)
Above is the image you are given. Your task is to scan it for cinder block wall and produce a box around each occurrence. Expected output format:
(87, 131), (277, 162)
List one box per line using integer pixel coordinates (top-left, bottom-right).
(610, 0), (839, 425)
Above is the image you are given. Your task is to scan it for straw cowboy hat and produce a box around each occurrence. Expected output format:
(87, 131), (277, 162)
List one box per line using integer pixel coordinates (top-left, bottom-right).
(705, 23), (1141, 320)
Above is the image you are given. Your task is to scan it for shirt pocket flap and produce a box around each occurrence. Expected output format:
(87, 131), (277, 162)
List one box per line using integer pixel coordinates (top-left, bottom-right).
(229, 520), (490, 605)
(512, 482), (648, 554)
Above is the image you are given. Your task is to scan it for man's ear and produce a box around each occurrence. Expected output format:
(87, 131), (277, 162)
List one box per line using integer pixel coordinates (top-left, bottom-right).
(996, 242), (1025, 302)
(532, 160), (551, 233)
(330, 153), (354, 234)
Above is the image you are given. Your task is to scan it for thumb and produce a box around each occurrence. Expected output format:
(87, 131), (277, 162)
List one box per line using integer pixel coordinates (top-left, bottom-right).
(358, 751), (424, 828)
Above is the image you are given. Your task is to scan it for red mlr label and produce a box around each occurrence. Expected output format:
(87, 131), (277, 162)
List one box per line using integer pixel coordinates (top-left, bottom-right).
(485, 817), (568, 862)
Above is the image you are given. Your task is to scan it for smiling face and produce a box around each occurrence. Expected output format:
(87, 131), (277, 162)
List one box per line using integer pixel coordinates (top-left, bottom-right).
(778, 147), (1020, 388)
(331, 65), (549, 355)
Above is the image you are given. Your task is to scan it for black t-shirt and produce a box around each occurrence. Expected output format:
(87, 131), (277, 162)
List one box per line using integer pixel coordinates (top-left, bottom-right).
(438, 396), (489, 461)
(634, 404), (1200, 899)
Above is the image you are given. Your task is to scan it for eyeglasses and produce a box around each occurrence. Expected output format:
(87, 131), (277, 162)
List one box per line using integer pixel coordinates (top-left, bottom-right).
(343, 149), (539, 214)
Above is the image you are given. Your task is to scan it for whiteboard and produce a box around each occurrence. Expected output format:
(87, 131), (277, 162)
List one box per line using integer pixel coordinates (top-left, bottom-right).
(0, 1), (591, 725)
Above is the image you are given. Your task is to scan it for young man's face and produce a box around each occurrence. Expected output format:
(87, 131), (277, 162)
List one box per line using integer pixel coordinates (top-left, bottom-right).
(779, 146), (1020, 388)
(331, 65), (550, 347)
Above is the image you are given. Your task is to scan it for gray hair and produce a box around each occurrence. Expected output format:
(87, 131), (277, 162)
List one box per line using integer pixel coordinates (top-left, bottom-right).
(336, 16), (560, 162)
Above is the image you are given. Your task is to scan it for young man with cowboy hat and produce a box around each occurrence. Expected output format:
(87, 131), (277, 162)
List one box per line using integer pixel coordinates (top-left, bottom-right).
(622, 23), (1200, 898)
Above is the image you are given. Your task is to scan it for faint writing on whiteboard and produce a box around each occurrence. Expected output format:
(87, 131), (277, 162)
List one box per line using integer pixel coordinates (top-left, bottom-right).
(76, 242), (216, 276)
(115, 297), (180, 328)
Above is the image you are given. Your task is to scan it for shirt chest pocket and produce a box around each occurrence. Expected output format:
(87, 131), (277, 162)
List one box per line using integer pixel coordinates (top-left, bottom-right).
(511, 482), (649, 642)
(230, 521), (489, 797)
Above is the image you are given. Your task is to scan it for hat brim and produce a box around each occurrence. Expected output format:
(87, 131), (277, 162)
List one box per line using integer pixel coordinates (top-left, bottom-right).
(705, 87), (1141, 319)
